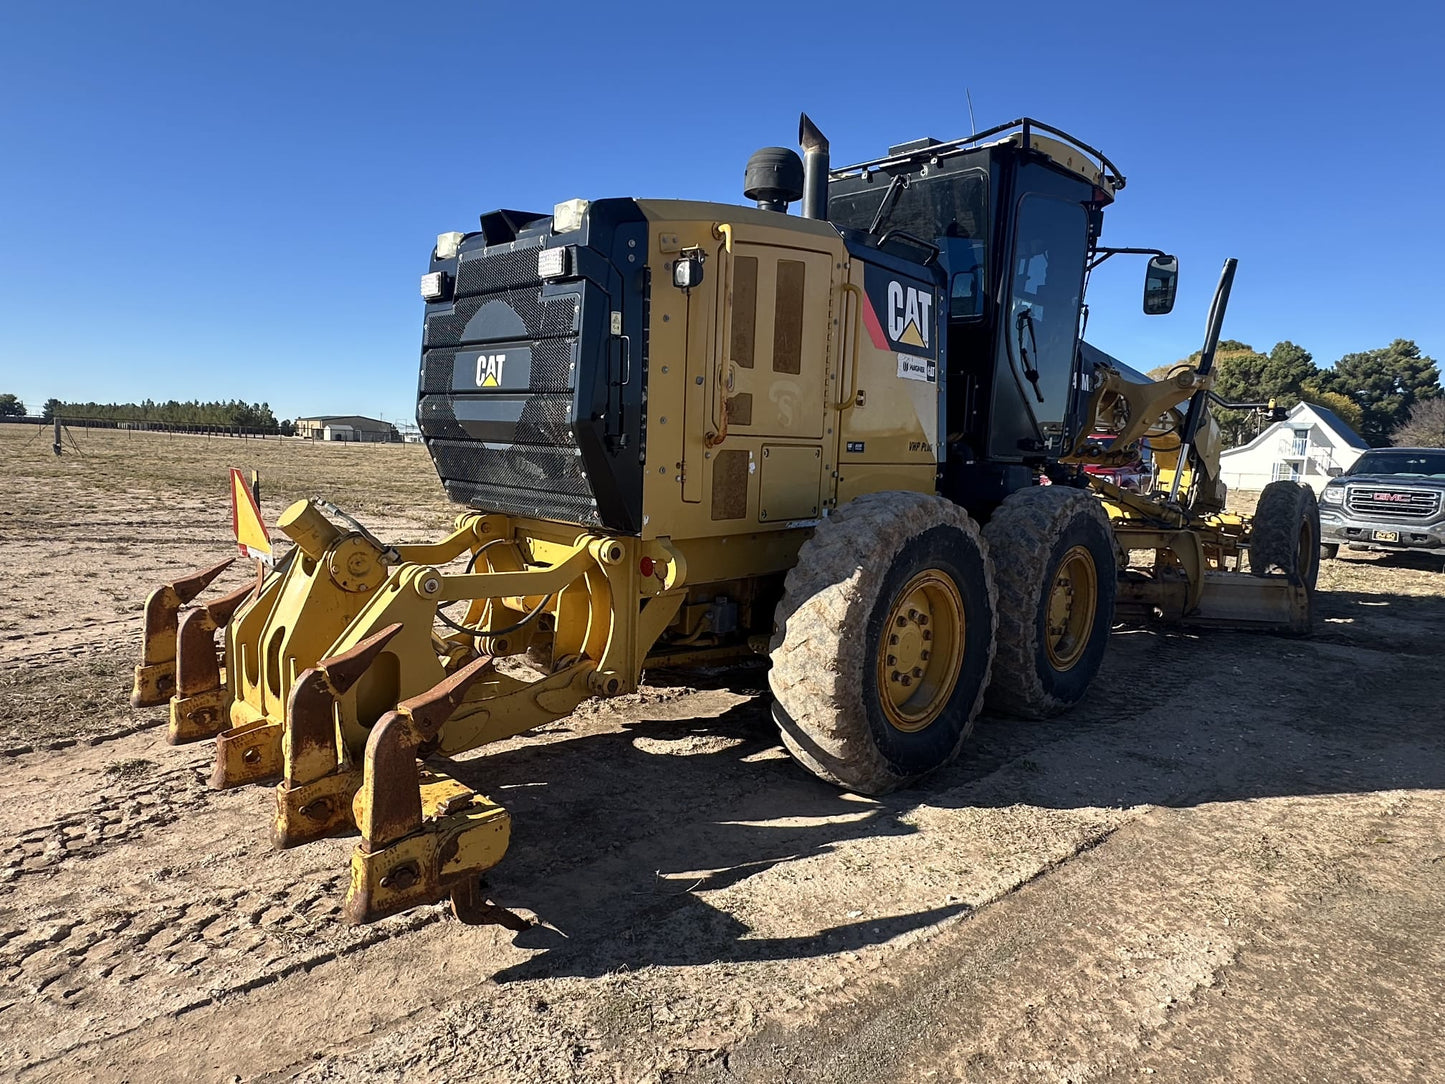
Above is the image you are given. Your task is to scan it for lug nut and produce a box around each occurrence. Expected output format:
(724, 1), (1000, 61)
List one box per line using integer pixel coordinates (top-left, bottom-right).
(917, 614), (929, 626)
(908, 608), (919, 621)
(912, 666), (924, 678)
(891, 670), (902, 683)
(900, 675), (912, 687)
(889, 634), (900, 646)
(920, 649), (931, 661)
(922, 629), (933, 641)
(896, 616), (908, 628)
(887, 654), (897, 666)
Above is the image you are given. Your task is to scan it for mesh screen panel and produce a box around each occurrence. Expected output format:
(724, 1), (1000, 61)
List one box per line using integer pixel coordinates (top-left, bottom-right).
(419, 252), (592, 523)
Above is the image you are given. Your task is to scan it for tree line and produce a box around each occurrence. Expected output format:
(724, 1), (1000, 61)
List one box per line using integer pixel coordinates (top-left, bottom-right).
(0, 395), (295, 434)
(5, 337), (1441, 449)
(1148, 338), (1441, 448)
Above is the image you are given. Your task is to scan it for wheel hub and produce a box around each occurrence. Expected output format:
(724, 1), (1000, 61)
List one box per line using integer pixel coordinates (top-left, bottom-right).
(876, 571), (965, 732)
(1044, 545), (1098, 672)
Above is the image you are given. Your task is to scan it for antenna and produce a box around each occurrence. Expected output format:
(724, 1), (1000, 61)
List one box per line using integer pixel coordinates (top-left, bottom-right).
(965, 88), (977, 134)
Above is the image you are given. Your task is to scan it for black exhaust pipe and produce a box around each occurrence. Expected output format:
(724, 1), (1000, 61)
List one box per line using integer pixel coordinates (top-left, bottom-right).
(799, 113), (829, 220)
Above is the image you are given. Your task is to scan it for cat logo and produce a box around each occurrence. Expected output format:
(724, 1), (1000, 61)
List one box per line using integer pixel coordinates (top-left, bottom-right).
(475, 354), (506, 388)
(887, 281), (933, 350)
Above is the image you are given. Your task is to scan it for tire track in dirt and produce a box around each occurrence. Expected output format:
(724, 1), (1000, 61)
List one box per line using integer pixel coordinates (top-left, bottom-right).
(0, 635), (1192, 1082)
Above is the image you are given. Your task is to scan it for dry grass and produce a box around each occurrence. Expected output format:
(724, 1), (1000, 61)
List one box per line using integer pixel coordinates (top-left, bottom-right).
(0, 423), (457, 533)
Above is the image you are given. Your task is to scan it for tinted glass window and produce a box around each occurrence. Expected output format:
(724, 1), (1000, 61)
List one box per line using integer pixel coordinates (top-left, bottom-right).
(828, 168), (988, 247)
(1349, 450), (1445, 477)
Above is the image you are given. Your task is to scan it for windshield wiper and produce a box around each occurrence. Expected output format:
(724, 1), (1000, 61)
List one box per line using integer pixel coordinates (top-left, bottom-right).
(867, 174), (909, 237)
(1015, 306), (1045, 402)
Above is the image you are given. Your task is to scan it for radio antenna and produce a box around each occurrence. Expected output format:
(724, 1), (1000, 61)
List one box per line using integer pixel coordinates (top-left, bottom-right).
(965, 88), (977, 134)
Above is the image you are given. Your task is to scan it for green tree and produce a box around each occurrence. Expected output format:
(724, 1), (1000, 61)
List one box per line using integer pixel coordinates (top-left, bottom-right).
(1314, 339), (1442, 446)
(41, 398), (61, 422)
(1198, 341), (1272, 446)
(0, 393), (25, 417)
(1392, 397), (1445, 447)
(1261, 340), (1316, 401)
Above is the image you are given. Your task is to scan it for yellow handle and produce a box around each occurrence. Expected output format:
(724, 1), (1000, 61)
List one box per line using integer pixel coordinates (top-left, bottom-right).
(836, 282), (864, 410)
(707, 226), (735, 446)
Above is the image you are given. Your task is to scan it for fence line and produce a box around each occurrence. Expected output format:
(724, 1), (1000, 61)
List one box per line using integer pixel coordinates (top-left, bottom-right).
(0, 416), (412, 442)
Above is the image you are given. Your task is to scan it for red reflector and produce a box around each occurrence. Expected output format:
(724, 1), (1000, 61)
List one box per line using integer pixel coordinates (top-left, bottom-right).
(639, 556), (655, 577)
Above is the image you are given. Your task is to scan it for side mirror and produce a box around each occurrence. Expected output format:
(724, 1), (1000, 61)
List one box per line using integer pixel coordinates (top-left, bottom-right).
(1143, 254), (1178, 315)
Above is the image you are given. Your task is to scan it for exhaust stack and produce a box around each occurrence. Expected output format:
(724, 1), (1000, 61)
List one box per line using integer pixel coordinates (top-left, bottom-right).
(799, 113), (829, 220)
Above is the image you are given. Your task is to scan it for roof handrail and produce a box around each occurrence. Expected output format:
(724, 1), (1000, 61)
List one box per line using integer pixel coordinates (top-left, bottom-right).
(830, 117), (1125, 191)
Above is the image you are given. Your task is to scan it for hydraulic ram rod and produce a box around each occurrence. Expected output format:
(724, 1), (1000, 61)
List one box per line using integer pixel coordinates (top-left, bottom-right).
(1168, 257), (1238, 504)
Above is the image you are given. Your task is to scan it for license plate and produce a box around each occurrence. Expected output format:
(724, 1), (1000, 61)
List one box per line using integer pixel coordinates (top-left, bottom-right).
(1373, 530), (1400, 542)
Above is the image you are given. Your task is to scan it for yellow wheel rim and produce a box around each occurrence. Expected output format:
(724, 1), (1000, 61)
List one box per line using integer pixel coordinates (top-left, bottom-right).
(1044, 545), (1098, 672)
(875, 570), (966, 733)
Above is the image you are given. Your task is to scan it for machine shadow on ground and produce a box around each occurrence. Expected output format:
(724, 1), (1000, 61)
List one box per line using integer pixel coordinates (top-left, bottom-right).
(424, 587), (1443, 983)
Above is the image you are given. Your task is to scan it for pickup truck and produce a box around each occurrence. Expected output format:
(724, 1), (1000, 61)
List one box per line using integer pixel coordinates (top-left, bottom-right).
(1318, 447), (1445, 565)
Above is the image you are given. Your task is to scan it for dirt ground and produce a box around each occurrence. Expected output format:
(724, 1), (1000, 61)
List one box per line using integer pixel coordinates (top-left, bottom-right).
(1, 424), (1442, 1084)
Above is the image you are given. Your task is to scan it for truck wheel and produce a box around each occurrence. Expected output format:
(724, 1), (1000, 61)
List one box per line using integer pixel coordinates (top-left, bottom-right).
(1320, 543), (1339, 561)
(983, 486), (1117, 718)
(769, 491), (996, 795)
(1250, 481), (1321, 589)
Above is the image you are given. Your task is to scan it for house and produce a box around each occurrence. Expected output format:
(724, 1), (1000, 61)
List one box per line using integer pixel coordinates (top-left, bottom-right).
(1218, 401), (1368, 494)
(293, 415), (397, 443)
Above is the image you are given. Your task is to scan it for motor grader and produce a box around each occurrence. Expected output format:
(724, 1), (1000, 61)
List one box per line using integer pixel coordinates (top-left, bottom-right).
(132, 115), (1319, 926)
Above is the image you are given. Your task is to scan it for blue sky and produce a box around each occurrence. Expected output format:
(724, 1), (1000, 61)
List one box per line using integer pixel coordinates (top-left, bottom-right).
(1, 1), (1440, 424)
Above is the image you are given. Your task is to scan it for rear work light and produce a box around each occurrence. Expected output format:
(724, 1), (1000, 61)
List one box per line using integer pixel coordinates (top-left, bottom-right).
(420, 271), (449, 301)
(552, 199), (589, 234)
(537, 246), (571, 279)
(435, 232), (465, 260)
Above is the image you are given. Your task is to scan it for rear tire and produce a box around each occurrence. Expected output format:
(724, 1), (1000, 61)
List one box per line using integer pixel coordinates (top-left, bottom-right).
(983, 486), (1118, 718)
(769, 492), (996, 795)
(1320, 543), (1339, 561)
(1250, 481), (1322, 589)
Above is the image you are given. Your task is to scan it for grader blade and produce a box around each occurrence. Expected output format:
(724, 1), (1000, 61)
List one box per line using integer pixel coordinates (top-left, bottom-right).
(343, 654), (520, 926)
(168, 583), (252, 744)
(272, 623), (404, 849)
(131, 558), (235, 708)
(1185, 571), (1310, 635)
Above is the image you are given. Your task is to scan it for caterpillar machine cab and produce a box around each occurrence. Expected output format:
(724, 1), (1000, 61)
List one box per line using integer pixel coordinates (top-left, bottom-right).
(134, 115), (1318, 926)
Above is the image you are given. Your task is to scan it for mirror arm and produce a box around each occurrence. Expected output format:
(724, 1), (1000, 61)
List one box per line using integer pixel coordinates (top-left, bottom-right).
(1088, 246), (1170, 272)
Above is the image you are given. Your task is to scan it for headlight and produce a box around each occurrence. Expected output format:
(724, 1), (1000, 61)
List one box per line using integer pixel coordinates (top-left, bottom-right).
(552, 198), (589, 234)
(537, 246), (571, 279)
(1320, 486), (1344, 504)
(419, 271), (449, 301)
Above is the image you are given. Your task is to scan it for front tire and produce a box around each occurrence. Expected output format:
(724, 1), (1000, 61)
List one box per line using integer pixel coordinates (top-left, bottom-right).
(983, 486), (1118, 719)
(1250, 481), (1322, 589)
(769, 492), (996, 795)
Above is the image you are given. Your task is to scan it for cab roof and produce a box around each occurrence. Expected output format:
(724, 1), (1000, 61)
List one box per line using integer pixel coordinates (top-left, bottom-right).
(831, 118), (1124, 203)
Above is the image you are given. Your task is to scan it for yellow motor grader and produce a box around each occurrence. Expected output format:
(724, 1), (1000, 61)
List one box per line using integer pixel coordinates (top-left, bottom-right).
(132, 116), (1318, 925)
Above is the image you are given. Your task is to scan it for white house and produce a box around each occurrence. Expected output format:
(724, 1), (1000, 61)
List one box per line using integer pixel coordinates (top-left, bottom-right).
(1219, 401), (1368, 494)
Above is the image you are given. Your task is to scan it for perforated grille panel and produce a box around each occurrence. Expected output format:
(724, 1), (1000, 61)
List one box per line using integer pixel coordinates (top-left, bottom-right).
(419, 243), (597, 525)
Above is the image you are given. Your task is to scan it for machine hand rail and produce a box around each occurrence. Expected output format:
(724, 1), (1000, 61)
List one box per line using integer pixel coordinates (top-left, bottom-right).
(836, 282), (864, 410)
